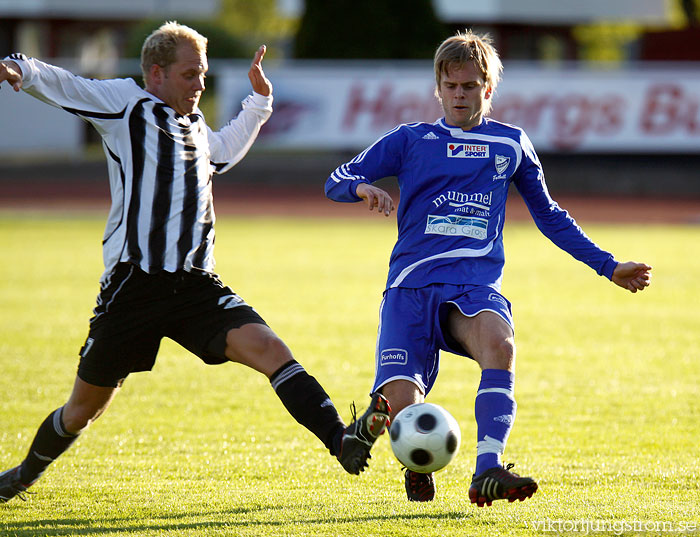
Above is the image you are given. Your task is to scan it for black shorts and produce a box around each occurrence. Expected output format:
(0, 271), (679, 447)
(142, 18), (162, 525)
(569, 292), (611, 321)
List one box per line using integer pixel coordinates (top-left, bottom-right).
(77, 263), (267, 387)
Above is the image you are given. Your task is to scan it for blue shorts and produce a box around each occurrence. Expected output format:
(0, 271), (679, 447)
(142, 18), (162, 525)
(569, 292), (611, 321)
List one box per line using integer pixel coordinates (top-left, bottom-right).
(372, 283), (513, 396)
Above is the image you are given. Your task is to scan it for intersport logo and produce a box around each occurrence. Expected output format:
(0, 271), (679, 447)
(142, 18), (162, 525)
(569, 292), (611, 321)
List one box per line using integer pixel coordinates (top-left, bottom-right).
(447, 143), (489, 158)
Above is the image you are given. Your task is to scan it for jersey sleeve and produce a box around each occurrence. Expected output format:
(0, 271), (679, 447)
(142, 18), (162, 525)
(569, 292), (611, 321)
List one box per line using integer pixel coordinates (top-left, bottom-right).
(7, 54), (136, 119)
(512, 130), (618, 280)
(325, 126), (404, 202)
(208, 92), (272, 174)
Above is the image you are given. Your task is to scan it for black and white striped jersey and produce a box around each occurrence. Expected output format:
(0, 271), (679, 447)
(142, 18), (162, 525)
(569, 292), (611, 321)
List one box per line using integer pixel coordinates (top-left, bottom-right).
(7, 54), (272, 281)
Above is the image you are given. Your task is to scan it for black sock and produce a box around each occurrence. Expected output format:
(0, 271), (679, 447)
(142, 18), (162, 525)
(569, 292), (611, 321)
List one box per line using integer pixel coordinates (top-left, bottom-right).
(19, 407), (80, 486)
(270, 360), (345, 456)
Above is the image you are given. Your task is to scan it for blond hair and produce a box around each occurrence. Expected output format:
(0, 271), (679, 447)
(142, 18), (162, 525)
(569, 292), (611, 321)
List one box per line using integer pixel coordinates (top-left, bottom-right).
(434, 30), (503, 113)
(140, 21), (208, 81)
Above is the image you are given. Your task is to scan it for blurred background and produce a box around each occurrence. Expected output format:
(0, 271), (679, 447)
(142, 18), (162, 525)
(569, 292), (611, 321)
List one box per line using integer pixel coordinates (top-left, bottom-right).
(1, 0), (699, 202)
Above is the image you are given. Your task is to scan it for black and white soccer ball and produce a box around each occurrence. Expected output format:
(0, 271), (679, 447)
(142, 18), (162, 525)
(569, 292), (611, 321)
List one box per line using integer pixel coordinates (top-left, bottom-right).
(389, 403), (461, 473)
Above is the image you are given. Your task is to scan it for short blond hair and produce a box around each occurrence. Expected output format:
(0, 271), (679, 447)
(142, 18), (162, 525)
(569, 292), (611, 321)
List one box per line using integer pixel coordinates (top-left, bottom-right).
(140, 21), (208, 81)
(434, 30), (503, 112)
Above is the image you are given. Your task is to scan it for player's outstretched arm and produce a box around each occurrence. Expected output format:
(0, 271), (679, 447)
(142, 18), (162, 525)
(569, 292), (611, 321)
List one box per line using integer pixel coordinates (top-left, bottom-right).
(0, 60), (22, 91)
(611, 261), (652, 293)
(356, 183), (395, 217)
(248, 45), (272, 97)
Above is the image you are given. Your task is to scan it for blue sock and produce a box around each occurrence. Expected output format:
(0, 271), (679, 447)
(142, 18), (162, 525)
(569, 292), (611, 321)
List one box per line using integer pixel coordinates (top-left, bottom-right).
(474, 369), (516, 476)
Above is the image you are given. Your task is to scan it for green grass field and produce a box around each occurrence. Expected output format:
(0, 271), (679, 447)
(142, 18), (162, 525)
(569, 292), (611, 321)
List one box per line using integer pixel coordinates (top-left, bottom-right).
(1, 211), (698, 537)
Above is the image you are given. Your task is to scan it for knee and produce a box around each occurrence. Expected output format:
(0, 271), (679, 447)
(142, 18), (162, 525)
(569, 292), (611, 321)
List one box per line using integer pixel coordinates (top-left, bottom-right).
(494, 337), (515, 360)
(227, 328), (287, 358)
(225, 325), (293, 374)
(381, 380), (423, 421)
(259, 333), (290, 358)
(479, 337), (515, 370)
(256, 334), (292, 367)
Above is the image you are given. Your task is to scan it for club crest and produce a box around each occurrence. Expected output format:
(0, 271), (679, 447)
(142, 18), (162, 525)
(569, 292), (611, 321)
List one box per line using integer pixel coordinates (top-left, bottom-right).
(495, 154), (510, 175)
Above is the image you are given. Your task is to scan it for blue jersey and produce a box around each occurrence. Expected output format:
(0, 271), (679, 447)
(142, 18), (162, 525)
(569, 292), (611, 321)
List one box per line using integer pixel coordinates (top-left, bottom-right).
(325, 117), (617, 291)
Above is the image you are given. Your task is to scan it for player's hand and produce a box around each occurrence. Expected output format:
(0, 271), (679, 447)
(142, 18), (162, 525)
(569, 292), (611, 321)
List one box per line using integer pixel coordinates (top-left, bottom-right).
(356, 183), (395, 217)
(612, 261), (652, 293)
(248, 45), (272, 97)
(0, 60), (23, 92)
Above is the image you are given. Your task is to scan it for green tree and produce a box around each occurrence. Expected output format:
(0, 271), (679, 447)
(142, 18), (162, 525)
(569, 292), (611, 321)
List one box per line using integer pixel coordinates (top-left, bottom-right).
(124, 19), (249, 60)
(218, 0), (298, 53)
(294, 0), (447, 59)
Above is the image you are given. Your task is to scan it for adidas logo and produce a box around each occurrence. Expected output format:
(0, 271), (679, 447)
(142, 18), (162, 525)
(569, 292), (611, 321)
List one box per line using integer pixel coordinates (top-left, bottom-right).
(482, 476), (503, 500)
(422, 132), (439, 140)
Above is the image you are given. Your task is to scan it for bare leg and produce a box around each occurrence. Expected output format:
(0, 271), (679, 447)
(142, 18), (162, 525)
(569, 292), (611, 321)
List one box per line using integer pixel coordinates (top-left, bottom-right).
(224, 323), (347, 458)
(445, 309), (536, 505)
(380, 379), (424, 421)
(9, 375), (121, 492)
(446, 310), (515, 372)
(62, 376), (121, 433)
(223, 323), (295, 377)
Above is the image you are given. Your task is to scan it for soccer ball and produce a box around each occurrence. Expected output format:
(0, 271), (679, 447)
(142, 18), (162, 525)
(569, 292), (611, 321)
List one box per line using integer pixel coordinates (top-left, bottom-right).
(389, 403), (461, 473)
